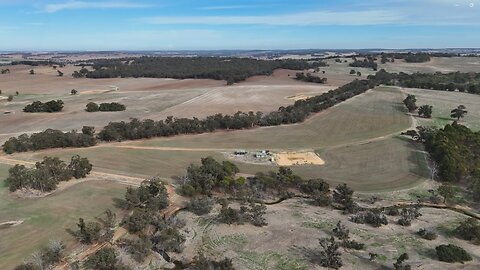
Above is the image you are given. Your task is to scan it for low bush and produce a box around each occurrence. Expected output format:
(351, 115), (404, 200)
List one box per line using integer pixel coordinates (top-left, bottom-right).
(436, 244), (472, 263)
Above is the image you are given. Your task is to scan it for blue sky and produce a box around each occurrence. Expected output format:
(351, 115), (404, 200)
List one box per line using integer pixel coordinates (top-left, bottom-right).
(0, 0), (479, 51)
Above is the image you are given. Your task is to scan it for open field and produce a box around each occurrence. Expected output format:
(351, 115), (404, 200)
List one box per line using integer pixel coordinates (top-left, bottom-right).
(0, 174), (126, 269)
(0, 67), (335, 144)
(131, 86), (411, 150)
(402, 88), (480, 131)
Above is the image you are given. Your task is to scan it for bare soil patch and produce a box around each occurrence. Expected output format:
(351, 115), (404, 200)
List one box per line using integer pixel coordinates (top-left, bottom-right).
(275, 152), (325, 166)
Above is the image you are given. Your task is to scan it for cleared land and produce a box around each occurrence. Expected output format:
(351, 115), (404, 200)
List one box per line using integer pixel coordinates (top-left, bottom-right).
(402, 88), (480, 131)
(132, 87), (411, 150)
(275, 152), (325, 166)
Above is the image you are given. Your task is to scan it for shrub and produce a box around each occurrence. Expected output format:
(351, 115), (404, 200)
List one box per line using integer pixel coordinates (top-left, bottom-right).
(436, 244), (472, 263)
(186, 196), (215, 216)
(454, 218), (480, 244)
(350, 210), (388, 227)
(417, 228), (437, 240)
(85, 102), (99, 112)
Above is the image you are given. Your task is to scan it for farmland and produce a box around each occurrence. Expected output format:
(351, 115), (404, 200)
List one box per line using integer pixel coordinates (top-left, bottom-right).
(1, 55), (480, 269)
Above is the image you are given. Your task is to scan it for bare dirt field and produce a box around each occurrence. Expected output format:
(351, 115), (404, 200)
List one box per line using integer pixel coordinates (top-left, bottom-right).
(275, 152), (325, 166)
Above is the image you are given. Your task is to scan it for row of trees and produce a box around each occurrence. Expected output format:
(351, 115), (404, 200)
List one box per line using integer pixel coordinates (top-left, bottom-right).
(2, 127), (97, 154)
(86, 102), (126, 112)
(5, 155), (92, 192)
(83, 57), (322, 84)
(23, 100), (64, 113)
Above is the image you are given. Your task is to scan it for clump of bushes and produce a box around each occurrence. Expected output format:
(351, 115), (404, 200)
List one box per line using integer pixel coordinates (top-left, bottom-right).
(454, 218), (480, 244)
(350, 210), (388, 227)
(217, 200), (267, 227)
(417, 228), (437, 240)
(86, 102), (126, 112)
(435, 244), (472, 263)
(186, 196), (215, 216)
(397, 207), (422, 226)
(23, 100), (64, 113)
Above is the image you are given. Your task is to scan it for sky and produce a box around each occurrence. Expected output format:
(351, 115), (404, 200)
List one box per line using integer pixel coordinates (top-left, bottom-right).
(0, 0), (479, 51)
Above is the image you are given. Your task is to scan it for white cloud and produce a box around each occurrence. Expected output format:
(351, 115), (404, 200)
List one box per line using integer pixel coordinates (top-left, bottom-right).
(138, 10), (404, 26)
(43, 1), (150, 13)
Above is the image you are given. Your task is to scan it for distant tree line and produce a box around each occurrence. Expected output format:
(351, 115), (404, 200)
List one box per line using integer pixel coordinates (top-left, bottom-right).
(23, 100), (64, 113)
(5, 155), (92, 192)
(83, 57), (324, 84)
(349, 56), (378, 70)
(86, 102), (126, 112)
(294, 72), (327, 84)
(10, 60), (62, 66)
(370, 69), (480, 94)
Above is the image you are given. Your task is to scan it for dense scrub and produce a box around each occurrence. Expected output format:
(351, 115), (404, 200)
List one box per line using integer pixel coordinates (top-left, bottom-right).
(23, 100), (64, 113)
(5, 155), (92, 192)
(84, 57), (324, 84)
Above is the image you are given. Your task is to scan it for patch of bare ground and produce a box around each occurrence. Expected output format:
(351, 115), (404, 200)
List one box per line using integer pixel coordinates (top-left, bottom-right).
(275, 152), (325, 166)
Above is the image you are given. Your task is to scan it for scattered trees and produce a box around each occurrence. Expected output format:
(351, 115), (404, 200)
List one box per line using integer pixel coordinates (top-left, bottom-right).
(332, 184), (357, 213)
(83, 247), (127, 270)
(349, 57), (378, 70)
(71, 89), (78, 95)
(7, 95), (13, 101)
(29, 69), (35, 75)
(418, 104), (433, 118)
(397, 207), (422, 226)
(57, 70), (64, 77)
(23, 100), (64, 113)
(436, 244), (472, 263)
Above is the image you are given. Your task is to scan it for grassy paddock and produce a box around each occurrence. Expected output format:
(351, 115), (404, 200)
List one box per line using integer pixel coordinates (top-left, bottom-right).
(402, 88), (480, 131)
